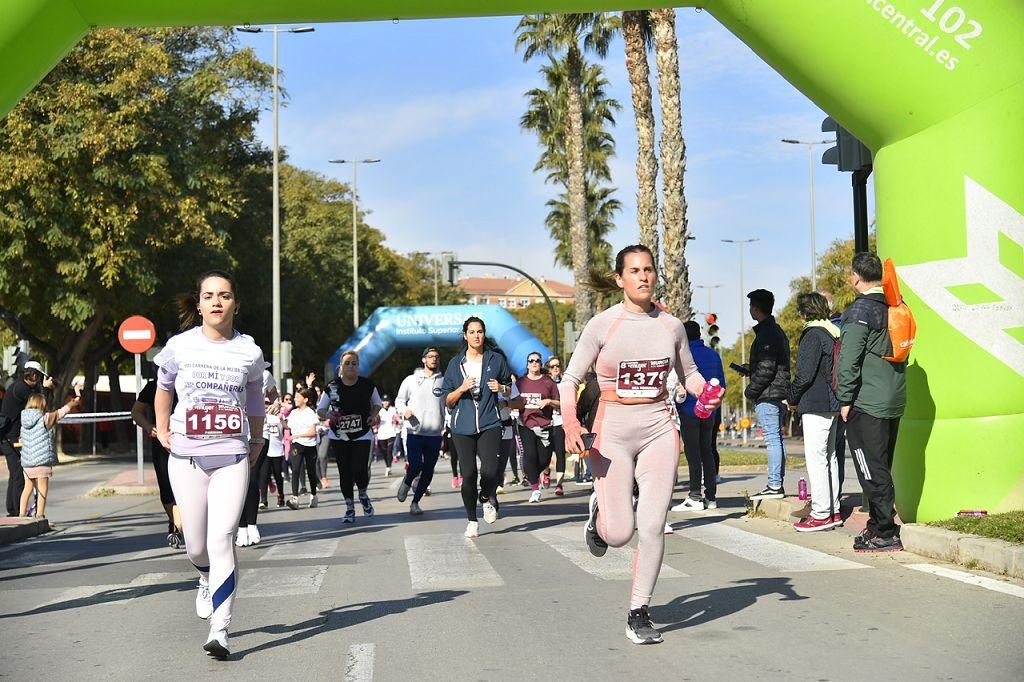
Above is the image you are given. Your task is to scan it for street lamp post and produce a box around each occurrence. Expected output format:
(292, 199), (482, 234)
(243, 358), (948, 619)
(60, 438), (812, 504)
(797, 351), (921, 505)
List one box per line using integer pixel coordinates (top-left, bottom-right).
(781, 138), (833, 292)
(693, 284), (721, 316)
(234, 25), (314, 388)
(722, 238), (760, 429)
(329, 159), (381, 329)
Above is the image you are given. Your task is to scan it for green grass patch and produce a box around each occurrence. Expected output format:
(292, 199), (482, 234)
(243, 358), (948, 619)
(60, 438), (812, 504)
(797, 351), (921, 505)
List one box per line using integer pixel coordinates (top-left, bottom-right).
(928, 511), (1024, 545)
(717, 449), (805, 467)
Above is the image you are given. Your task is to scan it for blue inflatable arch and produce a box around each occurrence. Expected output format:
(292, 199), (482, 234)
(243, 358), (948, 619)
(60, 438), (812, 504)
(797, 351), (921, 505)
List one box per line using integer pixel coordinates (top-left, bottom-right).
(326, 305), (554, 378)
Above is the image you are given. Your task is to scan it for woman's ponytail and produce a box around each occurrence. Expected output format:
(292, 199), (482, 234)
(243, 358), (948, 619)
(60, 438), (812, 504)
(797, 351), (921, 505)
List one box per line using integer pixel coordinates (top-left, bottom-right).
(176, 292), (201, 332)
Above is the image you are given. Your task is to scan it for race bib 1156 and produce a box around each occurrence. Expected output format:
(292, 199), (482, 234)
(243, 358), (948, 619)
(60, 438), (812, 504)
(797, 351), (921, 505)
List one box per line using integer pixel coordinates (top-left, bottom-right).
(186, 402), (244, 439)
(616, 358), (670, 398)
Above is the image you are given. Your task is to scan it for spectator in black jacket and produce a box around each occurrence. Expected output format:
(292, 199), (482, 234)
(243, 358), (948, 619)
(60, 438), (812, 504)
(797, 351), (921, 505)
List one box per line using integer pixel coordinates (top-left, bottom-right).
(744, 289), (791, 500)
(788, 293), (842, 531)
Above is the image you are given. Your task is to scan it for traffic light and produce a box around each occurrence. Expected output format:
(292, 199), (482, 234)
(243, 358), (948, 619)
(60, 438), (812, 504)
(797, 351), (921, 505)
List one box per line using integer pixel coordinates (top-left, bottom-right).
(440, 252), (460, 286)
(706, 313), (720, 350)
(821, 116), (872, 172)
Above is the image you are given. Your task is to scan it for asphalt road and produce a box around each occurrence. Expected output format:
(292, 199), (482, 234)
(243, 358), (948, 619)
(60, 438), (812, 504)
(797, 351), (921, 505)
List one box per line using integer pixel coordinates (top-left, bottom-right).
(1, 458), (1022, 681)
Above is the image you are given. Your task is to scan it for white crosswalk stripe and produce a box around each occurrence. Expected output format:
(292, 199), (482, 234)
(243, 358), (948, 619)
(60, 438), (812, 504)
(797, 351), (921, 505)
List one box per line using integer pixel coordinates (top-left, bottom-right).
(905, 563), (1024, 599)
(259, 538), (340, 560)
(37, 571), (192, 609)
(675, 523), (869, 572)
(238, 565), (328, 597)
(532, 526), (688, 580)
(344, 643), (376, 681)
(405, 534), (504, 590)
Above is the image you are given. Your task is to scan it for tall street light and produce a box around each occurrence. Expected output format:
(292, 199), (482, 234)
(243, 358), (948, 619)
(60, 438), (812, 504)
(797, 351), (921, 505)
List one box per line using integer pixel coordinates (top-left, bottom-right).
(235, 25), (314, 387)
(693, 284), (721, 315)
(329, 159), (381, 328)
(722, 238), (760, 422)
(781, 138), (833, 291)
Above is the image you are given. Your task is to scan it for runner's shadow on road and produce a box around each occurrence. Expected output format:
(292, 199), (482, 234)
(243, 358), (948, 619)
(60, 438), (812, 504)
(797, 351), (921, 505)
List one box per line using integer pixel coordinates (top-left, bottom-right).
(230, 590), (468, 660)
(0, 579), (193, 619)
(651, 577), (807, 633)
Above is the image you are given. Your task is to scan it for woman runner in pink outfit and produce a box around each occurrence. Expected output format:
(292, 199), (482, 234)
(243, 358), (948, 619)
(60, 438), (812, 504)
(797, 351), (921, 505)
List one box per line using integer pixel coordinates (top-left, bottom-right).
(560, 245), (718, 645)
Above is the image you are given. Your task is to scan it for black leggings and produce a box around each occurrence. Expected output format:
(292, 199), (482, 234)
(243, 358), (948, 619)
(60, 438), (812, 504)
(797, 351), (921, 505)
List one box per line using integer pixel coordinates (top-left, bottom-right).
(290, 443), (319, 497)
(331, 438), (372, 501)
(240, 442), (269, 527)
(551, 424), (566, 475)
(451, 429), (501, 522)
(520, 426), (553, 486)
(258, 455), (285, 501)
(497, 436), (519, 480)
(681, 414), (717, 501)
(150, 442), (176, 506)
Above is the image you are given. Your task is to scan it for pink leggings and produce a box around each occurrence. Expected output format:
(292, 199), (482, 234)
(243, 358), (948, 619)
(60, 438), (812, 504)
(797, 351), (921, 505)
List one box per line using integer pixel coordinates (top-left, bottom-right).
(589, 400), (679, 610)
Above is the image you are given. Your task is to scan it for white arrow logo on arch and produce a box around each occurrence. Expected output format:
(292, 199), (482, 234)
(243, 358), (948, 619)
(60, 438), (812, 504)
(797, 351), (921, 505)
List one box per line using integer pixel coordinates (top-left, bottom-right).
(898, 177), (1024, 377)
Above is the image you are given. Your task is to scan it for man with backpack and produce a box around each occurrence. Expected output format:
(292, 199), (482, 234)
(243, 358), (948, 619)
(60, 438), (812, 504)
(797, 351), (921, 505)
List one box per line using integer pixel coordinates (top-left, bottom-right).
(838, 252), (908, 552)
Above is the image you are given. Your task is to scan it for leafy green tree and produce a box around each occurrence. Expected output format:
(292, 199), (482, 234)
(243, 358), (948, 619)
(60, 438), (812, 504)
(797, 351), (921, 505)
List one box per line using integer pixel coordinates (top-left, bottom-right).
(0, 27), (272, 404)
(509, 301), (575, 363)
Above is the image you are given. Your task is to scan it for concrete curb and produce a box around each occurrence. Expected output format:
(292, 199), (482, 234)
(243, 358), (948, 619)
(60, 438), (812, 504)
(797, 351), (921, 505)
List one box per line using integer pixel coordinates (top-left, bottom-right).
(0, 517), (50, 545)
(753, 496), (810, 523)
(901, 524), (1024, 579)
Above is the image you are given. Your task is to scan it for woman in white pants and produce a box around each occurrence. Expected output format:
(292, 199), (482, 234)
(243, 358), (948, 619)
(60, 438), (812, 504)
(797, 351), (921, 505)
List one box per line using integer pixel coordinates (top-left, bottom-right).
(787, 292), (842, 532)
(155, 270), (266, 658)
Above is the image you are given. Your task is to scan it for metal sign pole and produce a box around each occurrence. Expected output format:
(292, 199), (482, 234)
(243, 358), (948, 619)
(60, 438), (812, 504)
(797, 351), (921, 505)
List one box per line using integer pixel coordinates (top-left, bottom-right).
(135, 353), (143, 484)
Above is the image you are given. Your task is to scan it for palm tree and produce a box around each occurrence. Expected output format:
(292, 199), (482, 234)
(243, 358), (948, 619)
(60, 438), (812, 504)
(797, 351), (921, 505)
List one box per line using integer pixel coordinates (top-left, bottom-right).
(516, 12), (619, 328)
(520, 57), (619, 187)
(544, 182), (620, 273)
(622, 10), (660, 278)
(651, 7), (692, 319)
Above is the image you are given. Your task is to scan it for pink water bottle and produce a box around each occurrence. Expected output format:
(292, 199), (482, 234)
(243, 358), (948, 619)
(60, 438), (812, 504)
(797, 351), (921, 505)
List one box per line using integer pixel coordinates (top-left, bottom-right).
(798, 477), (808, 501)
(694, 379), (724, 419)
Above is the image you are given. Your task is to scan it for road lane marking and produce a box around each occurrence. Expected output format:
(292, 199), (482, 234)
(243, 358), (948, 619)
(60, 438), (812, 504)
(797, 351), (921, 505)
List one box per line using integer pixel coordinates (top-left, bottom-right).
(905, 563), (1024, 599)
(259, 538), (340, 560)
(404, 534), (504, 590)
(532, 527), (687, 580)
(344, 643), (376, 681)
(675, 523), (869, 572)
(238, 565), (327, 597)
(35, 572), (192, 609)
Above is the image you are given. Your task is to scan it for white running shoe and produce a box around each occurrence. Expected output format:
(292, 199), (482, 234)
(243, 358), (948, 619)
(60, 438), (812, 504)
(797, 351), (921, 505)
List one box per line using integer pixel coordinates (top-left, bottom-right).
(410, 502), (423, 515)
(234, 528), (249, 547)
(464, 521), (479, 538)
(482, 501), (498, 524)
(203, 627), (230, 658)
(309, 494), (319, 509)
(706, 500), (718, 510)
(529, 489), (542, 504)
(247, 525), (261, 545)
(664, 522), (674, 535)
(670, 497), (706, 513)
(384, 468), (391, 478)
(195, 577), (213, 619)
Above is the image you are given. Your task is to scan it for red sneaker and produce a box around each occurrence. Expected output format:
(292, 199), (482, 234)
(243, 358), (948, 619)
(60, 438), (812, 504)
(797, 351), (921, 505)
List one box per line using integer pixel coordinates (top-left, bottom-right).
(555, 485), (564, 497)
(793, 513), (843, 532)
(542, 472), (551, 489)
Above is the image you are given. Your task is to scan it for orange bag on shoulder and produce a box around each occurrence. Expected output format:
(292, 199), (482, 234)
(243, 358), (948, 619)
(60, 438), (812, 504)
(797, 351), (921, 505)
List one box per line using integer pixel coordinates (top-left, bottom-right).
(881, 257), (917, 363)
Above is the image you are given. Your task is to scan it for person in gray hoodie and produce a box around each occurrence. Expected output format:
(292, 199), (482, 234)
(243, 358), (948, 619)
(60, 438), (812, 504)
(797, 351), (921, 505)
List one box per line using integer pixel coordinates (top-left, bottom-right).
(395, 346), (447, 515)
(19, 386), (80, 518)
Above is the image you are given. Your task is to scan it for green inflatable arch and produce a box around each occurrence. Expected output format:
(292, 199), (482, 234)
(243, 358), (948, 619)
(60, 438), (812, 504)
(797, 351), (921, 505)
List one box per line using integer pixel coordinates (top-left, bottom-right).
(2, 1), (1022, 522)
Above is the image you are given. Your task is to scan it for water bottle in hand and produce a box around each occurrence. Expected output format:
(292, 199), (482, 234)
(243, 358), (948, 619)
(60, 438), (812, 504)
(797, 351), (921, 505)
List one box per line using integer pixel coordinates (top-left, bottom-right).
(694, 379), (724, 419)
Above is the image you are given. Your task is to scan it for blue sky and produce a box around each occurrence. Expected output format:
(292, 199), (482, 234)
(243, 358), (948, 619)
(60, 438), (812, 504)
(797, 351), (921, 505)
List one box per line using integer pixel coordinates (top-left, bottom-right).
(235, 10), (873, 346)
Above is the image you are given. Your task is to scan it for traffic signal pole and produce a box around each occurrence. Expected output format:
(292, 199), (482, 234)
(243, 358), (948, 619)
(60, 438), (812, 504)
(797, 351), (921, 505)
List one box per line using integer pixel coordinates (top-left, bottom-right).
(450, 260), (559, 360)
(853, 166), (873, 253)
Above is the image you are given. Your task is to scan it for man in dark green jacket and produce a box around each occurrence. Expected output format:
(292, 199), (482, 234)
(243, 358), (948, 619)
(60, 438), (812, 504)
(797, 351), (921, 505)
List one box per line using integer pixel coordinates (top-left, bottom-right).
(838, 252), (907, 552)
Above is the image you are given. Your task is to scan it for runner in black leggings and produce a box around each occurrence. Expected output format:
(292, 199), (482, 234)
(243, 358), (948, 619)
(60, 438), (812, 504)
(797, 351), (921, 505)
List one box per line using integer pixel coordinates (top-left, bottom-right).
(441, 317), (513, 538)
(131, 378), (183, 548)
(318, 350), (382, 524)
(237, 371), (278, 546)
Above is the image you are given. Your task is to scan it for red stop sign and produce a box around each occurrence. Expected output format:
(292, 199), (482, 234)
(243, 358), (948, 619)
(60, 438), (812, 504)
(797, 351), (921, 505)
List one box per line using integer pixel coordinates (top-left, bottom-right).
(118, 316), (156, 355)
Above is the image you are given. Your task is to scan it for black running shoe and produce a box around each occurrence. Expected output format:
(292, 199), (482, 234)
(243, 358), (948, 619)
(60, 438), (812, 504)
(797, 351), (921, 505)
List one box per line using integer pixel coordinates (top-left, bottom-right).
(359, 495), (374, 517)
(584, 492), (608, 557)
(854, 534), (903, 553)
(626, 605), (663, 644)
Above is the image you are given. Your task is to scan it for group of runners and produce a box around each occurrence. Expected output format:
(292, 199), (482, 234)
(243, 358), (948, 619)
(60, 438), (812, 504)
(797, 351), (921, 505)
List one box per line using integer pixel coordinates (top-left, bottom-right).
(147, 244), (721, 657)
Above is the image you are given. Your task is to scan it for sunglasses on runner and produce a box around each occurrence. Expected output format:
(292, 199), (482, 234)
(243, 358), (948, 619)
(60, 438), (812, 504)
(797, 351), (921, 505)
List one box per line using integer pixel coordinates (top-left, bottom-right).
(547, 363), (560, 368)
(527, 358), (541, 363)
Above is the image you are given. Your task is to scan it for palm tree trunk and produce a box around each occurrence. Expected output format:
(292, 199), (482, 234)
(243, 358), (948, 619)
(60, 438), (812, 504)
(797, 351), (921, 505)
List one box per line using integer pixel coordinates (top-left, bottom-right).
(565, 44), (594, 328)
(623, 11), (659, 276)
(651, 7), (692, 320)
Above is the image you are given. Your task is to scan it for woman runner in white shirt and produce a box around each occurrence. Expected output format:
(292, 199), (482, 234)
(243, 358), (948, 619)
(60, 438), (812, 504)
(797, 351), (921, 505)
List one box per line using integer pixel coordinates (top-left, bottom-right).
(154, 271), (266, 659)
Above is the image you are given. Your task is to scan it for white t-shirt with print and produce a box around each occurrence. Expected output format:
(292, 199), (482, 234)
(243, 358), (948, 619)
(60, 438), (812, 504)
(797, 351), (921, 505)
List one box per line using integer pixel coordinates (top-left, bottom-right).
(287, 407), (320, 447)
(376, 406), (398, 440)
(264, 413), (286, 457)
(154, 327), (265, 457)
